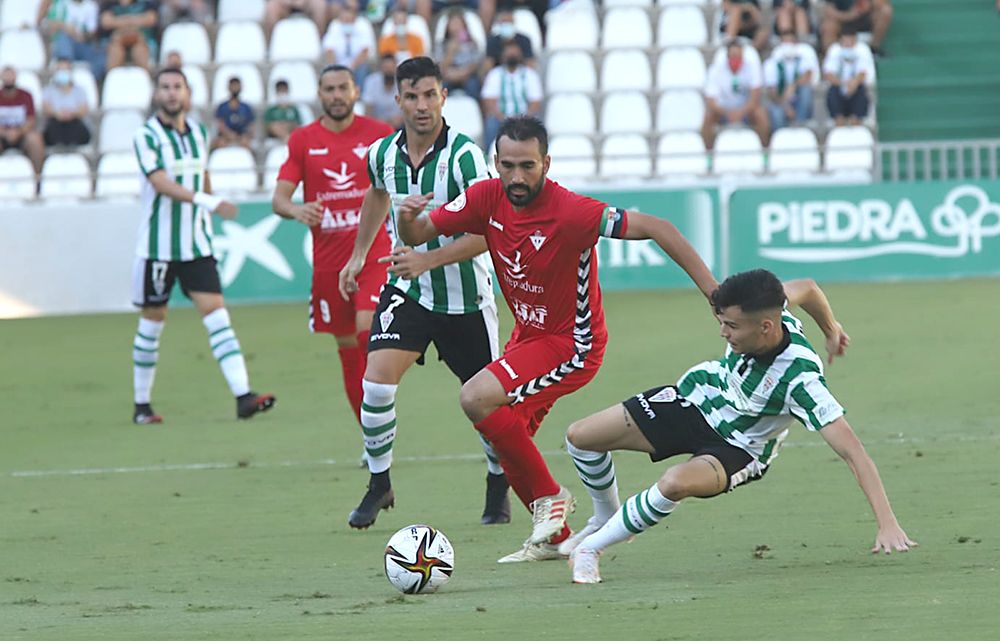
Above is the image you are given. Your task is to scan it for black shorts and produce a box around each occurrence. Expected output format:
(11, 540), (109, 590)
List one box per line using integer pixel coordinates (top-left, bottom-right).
(368, 285), (499, 383)
(132, 256), (222, 307)
(623, 385), (768, 493)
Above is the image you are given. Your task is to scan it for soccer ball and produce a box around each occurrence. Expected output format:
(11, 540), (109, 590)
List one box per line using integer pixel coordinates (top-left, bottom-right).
(384, 524), (454, 594)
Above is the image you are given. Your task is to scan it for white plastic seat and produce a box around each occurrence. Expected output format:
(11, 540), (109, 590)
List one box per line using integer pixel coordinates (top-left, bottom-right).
(101, 66), (153, 110)
(656, 90), (705, 132)
(601, 50), (652, 92)
(208, 147), (258, 195)
(657, 132), (707, 176)
(441, 94), (483, 144)
(217, 0), (265, 23)
(713, 129), (764, 174)
(71, 66), (99, 111)
(599, 92), (652, 135)
(269, 17), (322, 62)
(268, 62), (318, 104)
(545, 52), (596, 94)
(212, 63), (264, 107)
(602, 8), (652, 49)
(99, 109), (146, 154)
(657, 7), (708, 48)
(1, 0), (43, 30)
(545, 8), (598, 51)
(16, 70), (42, 112)
(432, 9), (486, 50)
(0, 28), (46, 71)
(40, 153), (91, 199)
(380, 14), (432, 53)
(604, 0), (654, 6)
(547, 135), (596, 181)
(601, 133), (652, 179)
(215, 21), (266, 64)
(159, 22), (211, 66)
(769, 127), (820, 174)
(656, 47), (706, 91)
(544, 93), (596, 136)
(0, 154), (37, 201)
(825, 126), (875, 173)
(182, 65), (209, 109)
(658, 0), (709, 5)
(263, 145), (289, 188)
(95, 151), (141, 198)
(512, 9), (543, 57)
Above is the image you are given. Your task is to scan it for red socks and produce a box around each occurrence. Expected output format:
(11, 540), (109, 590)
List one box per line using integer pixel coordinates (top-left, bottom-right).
(475, 405), (560, 510)
(338, 331), (369, 423)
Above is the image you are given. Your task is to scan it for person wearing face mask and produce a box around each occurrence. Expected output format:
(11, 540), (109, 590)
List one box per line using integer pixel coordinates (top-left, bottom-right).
(264, 79), (303, 142)
(438, 8), (483, 99)
(701, 40), (770, 150)
(322, 3), (375, 89)
(212, 76), (255, 150)
(0, 66), (46, 175)
(481, 40), (542, 149)
(361, 53), (404, 129)
(822, 26), (876, 127)
(482, 8), (535, 77)
(42, 58), (92, 147)
(377, 7), (425, 64)
(762, 29), (819, 130)
(38, 0), (106, 81)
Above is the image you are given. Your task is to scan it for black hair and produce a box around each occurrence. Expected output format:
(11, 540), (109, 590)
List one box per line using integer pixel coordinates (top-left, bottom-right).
(275, 79), (290, 90)
(496, 115), (548, 156)
(841, 25), (859, 38)
(711, 269), (786, 314)
(395, 56), (442, 89)
(319, 63), (355, 85)
(154, 66), (188, 88)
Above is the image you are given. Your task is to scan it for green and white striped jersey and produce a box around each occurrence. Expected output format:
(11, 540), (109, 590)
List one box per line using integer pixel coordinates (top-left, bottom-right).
(133, 116), (214, 262)
(366, 121), (494, 314)
(677, 310), (844, 465)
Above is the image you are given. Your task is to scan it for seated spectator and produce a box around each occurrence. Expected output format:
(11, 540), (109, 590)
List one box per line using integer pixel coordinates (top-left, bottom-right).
(362, 54), (403, 129)
(438, 9), (483, 98)
(701, 41), (769, 149)
(264, 80), (303, 141)
(821, 0), (893, 56)
(763, 29), (819, 130)
(39, 0), (105, 81)
(772, 0), (811, 39)
(159, 0), (213, 23)
(265, 0), (327, 39)
(479, 0), (547, 39)
(482, 8), (535, 76)
(720, 0), (768, 52)
(163, 49), (183, 69)
(823, 27), (875, 126)
(42, 59), (92, 147)
(0, 67), (46, 175)
(481, 40), (542, 148)
(213, 77), (255, 150)
(100, 0), (159, 71)
(378, 8), (425, 64)
(322, 3), (374, 89)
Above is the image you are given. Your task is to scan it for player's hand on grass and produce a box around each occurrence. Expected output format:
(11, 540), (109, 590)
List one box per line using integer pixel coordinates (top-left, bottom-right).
(872, 524), (918, 555)
(396, 193), (434, 224)
(379, 246), (431, 280)
(339, 256), (364, 301)
(215, 201), (238, 220)
(290, 201), (323, 227)
(824, 322), (850, 365)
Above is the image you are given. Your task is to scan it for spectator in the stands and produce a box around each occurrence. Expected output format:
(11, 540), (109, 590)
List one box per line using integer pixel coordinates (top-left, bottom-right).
(720, 0), (768, 52)
(264, 80), (302, 142)
(763, 29), (819, 130)
(378, 7), (425, 63)
(362, 53), (403, 129)
(264, 0), (328, 39)
(42, 58), (92, 147)
(438, 9), (483, 98)
(213, 76), (255, 150)
(322, 2), (374, 89)
(39, 0), (105, 80)
(479, 0), (547, 39)
(163, 49), (183, 69)
(481, 39), (542, 148)
(772, 0), (811, 39)
(100, 0), (159, 71)
(821, 0), (893, 57)
(823, 26), (875, 126)
(159, 0), (213, 24)
(481, 8), (535, 76)
(0, 67), (46, 175)
(701, 40), (769, 149)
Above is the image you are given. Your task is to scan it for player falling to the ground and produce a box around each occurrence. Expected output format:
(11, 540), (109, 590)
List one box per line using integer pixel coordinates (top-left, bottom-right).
(562, 269), (917, 583)
(271, 65), (394, 435)
(130, 68), (275, 424)
(392, 115), (718, 562)
(338, 57), (511, 529)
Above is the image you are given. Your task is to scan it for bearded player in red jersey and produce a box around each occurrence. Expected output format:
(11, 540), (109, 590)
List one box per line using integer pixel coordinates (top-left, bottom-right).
(392, 115), (719, 562)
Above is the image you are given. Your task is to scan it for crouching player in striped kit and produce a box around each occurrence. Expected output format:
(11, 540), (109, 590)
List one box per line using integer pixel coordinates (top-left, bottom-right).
(130, 68), (275, 424)
(563, 270), (917, 583)
(393, 115), (718, 562)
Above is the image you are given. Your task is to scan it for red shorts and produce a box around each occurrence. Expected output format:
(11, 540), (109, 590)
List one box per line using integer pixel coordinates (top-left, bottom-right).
(486, 334), (605, 436)
(310, 263), (386, 336)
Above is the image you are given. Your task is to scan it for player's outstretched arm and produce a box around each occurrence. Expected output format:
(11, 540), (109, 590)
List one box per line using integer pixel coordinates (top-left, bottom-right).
(784, 278), (850, 364)
(394, 193), (439, 246)
(624, 212), (717, 299)
(272, 179), (322, 226)
(820, 417), (918, 554)
(379, 234), (488, 280)
(149, 169), (237, 219)
(340, 186), (392, 300)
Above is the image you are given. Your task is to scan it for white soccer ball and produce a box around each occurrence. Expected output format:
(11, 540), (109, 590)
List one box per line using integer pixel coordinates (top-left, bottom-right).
(384, 524), (455, 594)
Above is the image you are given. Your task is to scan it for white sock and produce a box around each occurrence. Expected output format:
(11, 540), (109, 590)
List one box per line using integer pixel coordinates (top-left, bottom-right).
(133, 317), (164, 404)
(566, 437), (621, 524)
(582, 482), (678, 552)
(202, 308), (250, 397)
(361, 379), (397, 474)
(480, 435), (504, 476)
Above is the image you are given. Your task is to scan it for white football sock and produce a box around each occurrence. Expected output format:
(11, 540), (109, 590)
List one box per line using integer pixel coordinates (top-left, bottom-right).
(202, 308), (250, 397)
(582, 482), (678, 552)
(133, 317), (164, 404)
(480, 435), (504, 476)
(361, 379), (397, 474)
(566, 437), (621, 524)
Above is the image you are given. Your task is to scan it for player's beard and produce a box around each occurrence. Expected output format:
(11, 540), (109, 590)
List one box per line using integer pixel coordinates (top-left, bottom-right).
(323, 100), (354, 122)
(504, 176), (544, 207)
(159, 102), (184, 118)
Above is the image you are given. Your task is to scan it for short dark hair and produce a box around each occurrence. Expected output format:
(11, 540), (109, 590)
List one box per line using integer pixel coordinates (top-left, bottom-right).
(496, 115), (549, 156)
(711, 269), (786, 314)
(319, 63), (355, 85)
(154, 66), (188, 88)
(395, 56), (442, 89)
(841, 25), (859, 38)
(275, 79), (289, 91)
(228, 75), (241, 84)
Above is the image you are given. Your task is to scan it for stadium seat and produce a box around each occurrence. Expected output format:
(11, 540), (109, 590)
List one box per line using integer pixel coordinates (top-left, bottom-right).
(268, 62), (318, 104)
(432, 9), (486, 50)
(214, 21), (267, 64)
(0, 154), (37, 202)
(323, 15), (378, 58)
(657, 7), (708, 48)
(657, 132), (708, 177)
(547, 135), (596, 182)
(71, 66), (99, 111)
(95, 151), (141, 199)
(101, 66), (153, 110)
(380, 13), (432, 54)
(441, 94), (483, 144)
(0, 28), (46, 71)
(599, 92), (652, 135)
(602, 8), (653, 49)
(713, 129), (764, 174)
(39, 153), (92, 200)
(544, 93), (596, 136)
(217, 0), (265, 23)
(269, 17), (322, 62)
(298, 104), (315, 123)
(183, 65), (209, 110)
(658, 0), (709, 5)
(545, 7), (598, 51)
(546, 52), (597, 94)
(263, 145), (288, 191)
(512, 9), (543, 57)
(656, 47), (707, 91)
(1, 0), (42, 31)
(656, 90), (705, 132)
(212, 63), (264, 107)
(159, 22), (211, 66)
(769, 127), (820, 175)
(825, 126), (875, 173)
(15, 70), (42, 112)
(604, 0), (653, 6)
(601, 133), (652, 179)
(98, 109), (146, 154)
(208, 147), (258, 195)
(601, 50), (653, 93)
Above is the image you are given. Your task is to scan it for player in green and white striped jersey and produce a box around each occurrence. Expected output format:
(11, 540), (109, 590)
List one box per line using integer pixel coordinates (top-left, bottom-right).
(338, 57), (509, 529)
(561, 269), (916, 583)
(129, 68), (275, 425)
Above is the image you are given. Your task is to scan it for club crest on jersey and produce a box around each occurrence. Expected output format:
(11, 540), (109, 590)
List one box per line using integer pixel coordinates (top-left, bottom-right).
(352, 143), (368, 159)
(760, 374), (777, 394)
(648, 387), (678, 403)
(445, 193), (467, 212)
(529, 231), (546, 251)
(438, 161), (447, 181)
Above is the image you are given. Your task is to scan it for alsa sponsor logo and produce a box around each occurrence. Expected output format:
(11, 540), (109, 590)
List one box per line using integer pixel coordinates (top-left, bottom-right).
(320, 208), (360, 231)
(511, 299), (548, 329)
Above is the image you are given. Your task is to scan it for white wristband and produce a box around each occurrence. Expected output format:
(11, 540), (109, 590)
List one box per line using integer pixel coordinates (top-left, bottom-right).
(193, 191), (223, 212)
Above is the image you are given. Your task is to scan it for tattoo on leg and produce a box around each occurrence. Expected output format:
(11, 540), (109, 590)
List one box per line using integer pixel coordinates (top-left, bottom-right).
(622, 405), (635, 430)
(699, 457), (723, 490)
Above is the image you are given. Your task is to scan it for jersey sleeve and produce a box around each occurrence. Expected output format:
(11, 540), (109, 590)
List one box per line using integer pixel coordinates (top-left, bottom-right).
(366, 138), (387, 190)
(429, 180), (491, 237)
(133, 126), (164, 176)
(275, 130), (303, 185)
(788, 374), (845, 431)
(452, 138), (490, 190)
(565, 192), (629, 250)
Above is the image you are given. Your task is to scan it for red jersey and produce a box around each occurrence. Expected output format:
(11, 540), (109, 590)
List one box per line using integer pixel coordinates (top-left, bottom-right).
(277, 115), (394, 272)
(430, 179), (629, 351)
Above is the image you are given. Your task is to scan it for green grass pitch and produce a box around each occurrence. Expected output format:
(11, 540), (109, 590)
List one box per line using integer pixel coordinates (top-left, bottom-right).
(2, 280), (999, 640)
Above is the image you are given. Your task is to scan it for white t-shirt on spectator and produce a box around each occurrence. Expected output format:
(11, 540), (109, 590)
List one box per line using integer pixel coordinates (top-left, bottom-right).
(62, 0), (99, 35)
(822, 41), (876, 91)
(704, 54), (763, 111)
(322, 19), (375, 67)
(481, 65), (543, 117)
(763, 43), (820, 91)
